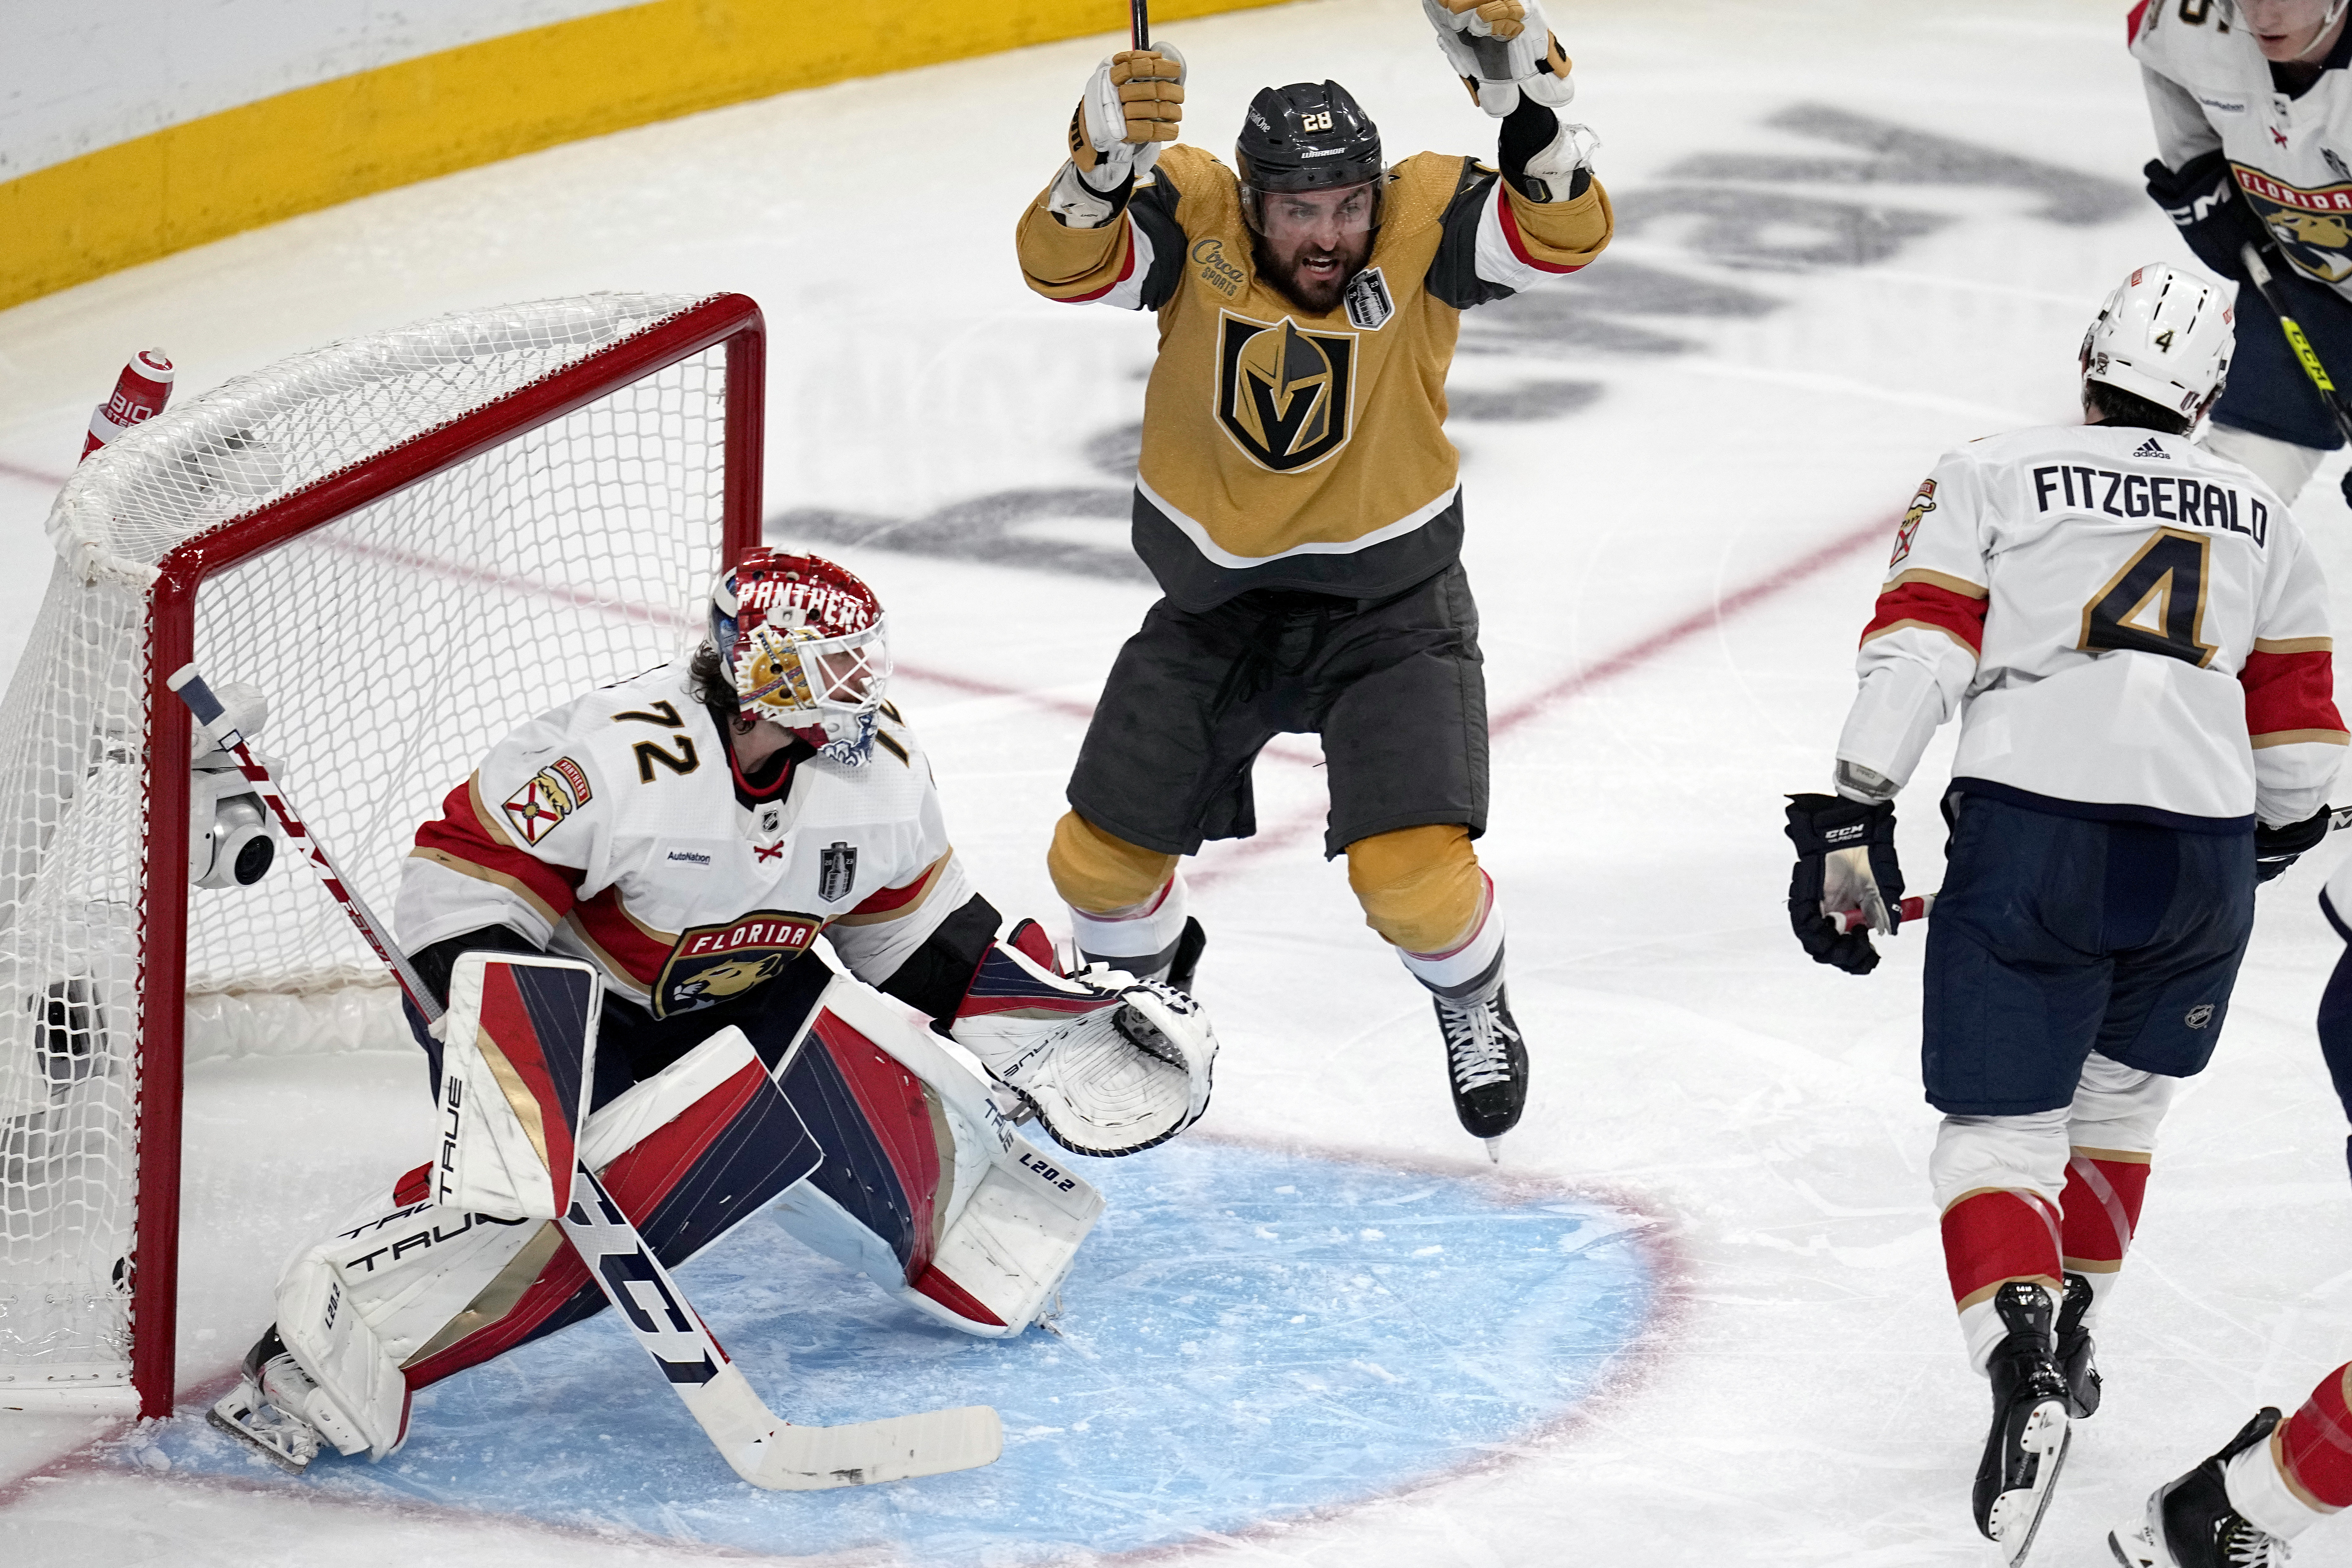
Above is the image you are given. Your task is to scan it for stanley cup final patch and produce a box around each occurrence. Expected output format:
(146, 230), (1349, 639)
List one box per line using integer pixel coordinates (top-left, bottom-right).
(818, 840), (858, 903)
(1343, 267), (1394, 330)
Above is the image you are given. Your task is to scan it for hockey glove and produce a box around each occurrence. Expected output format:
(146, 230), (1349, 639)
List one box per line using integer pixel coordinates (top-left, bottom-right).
(1425, 0), (1575, 117)
(2144, 151), (2266, 285)
(2254, 804), (2332, 883)
(949, 943), (1216, 1157)
(1052, 46), (1187, 228)
(1784, 792), (1904, 976)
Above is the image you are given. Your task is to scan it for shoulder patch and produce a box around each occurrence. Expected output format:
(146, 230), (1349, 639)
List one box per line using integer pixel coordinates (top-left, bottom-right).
(502, 758), (590, 845)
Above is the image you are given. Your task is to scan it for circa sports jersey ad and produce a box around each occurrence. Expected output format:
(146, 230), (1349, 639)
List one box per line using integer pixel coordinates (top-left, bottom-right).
(21, 2), (2352, 1566)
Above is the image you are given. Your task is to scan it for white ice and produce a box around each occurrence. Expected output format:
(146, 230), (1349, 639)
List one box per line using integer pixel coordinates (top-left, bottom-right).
(7, 0), (2352, 1562)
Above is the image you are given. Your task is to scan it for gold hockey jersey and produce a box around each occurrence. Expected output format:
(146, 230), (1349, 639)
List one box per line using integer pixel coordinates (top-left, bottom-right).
(1017, 142), (1612, 607)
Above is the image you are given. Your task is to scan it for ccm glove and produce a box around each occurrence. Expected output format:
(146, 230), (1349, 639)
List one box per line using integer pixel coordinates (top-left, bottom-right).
(1051, 46), (1187, 227)
(1425, 0), (1575, 117)
(2144, 151), (2265, 284)
(2254, 804), (2332, 884)
(1784, 792), (1904, 976)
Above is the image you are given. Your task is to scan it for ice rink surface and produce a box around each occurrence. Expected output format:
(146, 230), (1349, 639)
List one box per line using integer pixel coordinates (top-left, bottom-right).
(9, 0), (2352, 1562)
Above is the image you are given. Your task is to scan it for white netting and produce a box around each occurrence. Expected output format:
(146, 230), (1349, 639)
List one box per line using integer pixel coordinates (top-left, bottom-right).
(0, 293), (737, 1400)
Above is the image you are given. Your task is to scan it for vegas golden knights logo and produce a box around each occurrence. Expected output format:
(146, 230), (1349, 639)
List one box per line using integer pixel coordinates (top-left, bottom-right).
(1216, 312), (1356, 472)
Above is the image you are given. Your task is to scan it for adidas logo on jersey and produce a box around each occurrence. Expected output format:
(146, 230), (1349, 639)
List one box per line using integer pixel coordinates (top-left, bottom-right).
(2133, 437), (2169, 459)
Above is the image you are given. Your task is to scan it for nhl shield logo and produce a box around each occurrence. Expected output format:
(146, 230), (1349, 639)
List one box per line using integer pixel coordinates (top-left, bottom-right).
(818, 840), (858, 903)
(1216, 312), (1356, 473)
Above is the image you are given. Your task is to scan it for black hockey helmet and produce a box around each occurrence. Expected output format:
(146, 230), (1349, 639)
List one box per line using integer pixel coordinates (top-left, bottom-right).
(1236, 81), (1385, 230)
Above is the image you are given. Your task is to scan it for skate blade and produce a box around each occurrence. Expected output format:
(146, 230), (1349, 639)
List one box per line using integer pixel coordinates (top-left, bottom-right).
(1483, 1136), (1503, 1164)
(2105, 1519), (2162, 1568)
(1986, 1410), (2070, 1565)
(206, 1396), (316, 1475)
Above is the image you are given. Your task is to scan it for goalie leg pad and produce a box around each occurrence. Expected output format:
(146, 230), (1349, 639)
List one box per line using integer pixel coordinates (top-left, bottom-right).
(432, 953), (600, 1221)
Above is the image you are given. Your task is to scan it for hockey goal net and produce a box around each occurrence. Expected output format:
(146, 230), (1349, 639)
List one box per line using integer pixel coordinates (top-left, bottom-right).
(0, 293), (765, 1415)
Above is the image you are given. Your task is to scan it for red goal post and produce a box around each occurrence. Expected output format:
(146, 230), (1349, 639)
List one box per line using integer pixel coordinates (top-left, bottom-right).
(0, 294), (766, 1417)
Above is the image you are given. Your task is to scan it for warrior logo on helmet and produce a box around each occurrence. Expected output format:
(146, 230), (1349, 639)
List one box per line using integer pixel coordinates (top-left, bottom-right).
(1216, 312), (1357, 472)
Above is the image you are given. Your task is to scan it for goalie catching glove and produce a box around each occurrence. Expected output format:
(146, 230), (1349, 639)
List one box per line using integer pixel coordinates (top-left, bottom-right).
(1784, 792), (1905, 976)
(1424, 0), (1574, 117)
(1050, 46), (1189, 229)
(949, 940), (1215, 1157)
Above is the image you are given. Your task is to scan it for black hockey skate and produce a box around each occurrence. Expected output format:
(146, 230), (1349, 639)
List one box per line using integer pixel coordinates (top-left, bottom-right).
(2057, 1270), (2102, 1420)
(2107, 1408), (2291, 1568)
(1974, 1280), (2074, 1565)
(1433, 985), (1526, 1158)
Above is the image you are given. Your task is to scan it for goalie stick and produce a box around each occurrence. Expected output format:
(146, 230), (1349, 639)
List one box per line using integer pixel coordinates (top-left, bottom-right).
(168, 664), (1002, 1489)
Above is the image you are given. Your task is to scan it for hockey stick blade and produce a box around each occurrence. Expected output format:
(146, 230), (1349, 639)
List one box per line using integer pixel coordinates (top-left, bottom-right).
(170, 663), (1004, 1488)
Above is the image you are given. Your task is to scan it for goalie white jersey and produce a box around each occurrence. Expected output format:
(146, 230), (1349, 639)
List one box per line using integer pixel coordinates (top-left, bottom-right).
(1836, 423), (2346, 826)
(397, 663), (972, 1014)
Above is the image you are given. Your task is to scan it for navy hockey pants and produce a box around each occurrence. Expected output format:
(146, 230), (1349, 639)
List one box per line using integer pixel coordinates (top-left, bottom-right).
(1922, 792), (2255, 1116)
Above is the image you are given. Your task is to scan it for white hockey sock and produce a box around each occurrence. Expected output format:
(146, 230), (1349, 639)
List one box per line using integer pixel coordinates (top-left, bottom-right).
(1069, 873), (1189, 977)
(2227, 1429), (2334, 1540)
(1396, 875), (1505, 1002)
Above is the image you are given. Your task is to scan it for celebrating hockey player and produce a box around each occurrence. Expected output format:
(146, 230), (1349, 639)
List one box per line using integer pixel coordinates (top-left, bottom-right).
(1781, 265), (2345, 1562)
(209, 548), (1217, 1472)
(1012, 0), (1611, 1152)
(2135, 0), (2352, 501)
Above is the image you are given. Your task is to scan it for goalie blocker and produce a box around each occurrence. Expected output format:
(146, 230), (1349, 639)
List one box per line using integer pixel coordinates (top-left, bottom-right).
(214, 952), (1111, 1470)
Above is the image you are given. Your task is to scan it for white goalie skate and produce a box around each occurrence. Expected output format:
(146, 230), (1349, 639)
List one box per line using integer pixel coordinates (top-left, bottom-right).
(207, 1330), (334, 1474)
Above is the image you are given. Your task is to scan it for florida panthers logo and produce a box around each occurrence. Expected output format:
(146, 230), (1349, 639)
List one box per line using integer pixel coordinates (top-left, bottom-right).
(655, 911), (821, 1017)
(1216, 312), (1356, 472)
(2234, 164), (2352, 284)
(1889, 478), (1936, 568)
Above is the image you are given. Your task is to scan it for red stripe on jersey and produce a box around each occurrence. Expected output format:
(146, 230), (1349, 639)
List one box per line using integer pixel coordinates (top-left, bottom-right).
(1941, 1189), (2061, 1307)
(1497, 187), (1589, 275)
(2126, 0), (2152, 46)
(412, 779), (582, 917)
(850, 856), (942, 917)
(1861, 580), (1988, 655)
(2240, 648), (2346, 742)
(572, 887), (675, 987)
(2283, 1363), (2352, 1508)
(812, 1012), (943, 1281)
(1056, 220), (1138, 304)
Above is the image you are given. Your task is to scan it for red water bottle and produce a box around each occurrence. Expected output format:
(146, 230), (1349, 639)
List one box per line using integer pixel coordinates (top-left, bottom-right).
(81, 348), (174, 461)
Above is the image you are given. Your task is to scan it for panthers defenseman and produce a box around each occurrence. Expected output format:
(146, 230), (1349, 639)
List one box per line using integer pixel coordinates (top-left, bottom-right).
(1783, 266), (2345, 1563)
(210, 548), (1216, 1470)
(2135, 0), (2352, 501)
(1014, 0), (1612, 1152)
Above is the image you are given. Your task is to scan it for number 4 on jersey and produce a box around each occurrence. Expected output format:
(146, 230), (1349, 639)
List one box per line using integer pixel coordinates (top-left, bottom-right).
(2078, 528), (2217, 668)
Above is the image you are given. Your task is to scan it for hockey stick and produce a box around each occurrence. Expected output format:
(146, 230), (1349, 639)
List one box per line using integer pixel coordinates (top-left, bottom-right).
(1829, 893), (1933, 936)
(1131, 0), (1150, 50)
(2236, 237), (2352, 506)
(167, 664), (1002, 1488)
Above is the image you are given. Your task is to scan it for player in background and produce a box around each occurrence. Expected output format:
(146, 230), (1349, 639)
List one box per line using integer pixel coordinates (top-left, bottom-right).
(210, 548), (1216, 1470)
(1013, 0), (1610, 1152)
(2135, 0), (2352, 501)
(1782, 266), (2345, 1563)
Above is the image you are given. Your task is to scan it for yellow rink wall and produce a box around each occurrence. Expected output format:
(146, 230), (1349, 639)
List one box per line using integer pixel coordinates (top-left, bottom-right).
(0, 0), (1285, 313)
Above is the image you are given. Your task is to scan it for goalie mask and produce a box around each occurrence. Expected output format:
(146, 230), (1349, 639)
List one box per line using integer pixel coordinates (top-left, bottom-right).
(709, 549), (891, 766)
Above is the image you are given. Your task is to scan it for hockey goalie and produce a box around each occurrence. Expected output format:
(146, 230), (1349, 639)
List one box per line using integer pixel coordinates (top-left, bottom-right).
(211, 548), (1217, 1472)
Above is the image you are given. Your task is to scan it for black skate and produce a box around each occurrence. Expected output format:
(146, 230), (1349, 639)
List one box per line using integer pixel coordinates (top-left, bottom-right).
(2107, 1408), (2291, 1568)
(2057, 1270), (2102, 1420)
(1433, 985), (1526, 1158)
(1974, 1280), (2074, 1565)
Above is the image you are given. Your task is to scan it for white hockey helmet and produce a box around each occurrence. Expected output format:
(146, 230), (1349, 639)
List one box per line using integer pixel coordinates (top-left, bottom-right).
(2079, 263), (2234, 423)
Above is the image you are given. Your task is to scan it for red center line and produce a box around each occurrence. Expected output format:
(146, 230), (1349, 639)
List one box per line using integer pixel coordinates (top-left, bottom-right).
(0, 457), (70, 487)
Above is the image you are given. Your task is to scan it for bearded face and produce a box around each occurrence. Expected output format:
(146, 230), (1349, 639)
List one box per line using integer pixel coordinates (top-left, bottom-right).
(1250, 181), (1379, 315)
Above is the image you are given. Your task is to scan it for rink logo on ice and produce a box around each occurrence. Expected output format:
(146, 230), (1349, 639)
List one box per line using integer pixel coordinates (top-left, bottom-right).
(1217, 312), (1356, 472)
(2186, 1003), (2215, 1029)
(655, 911), (821, 1015)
